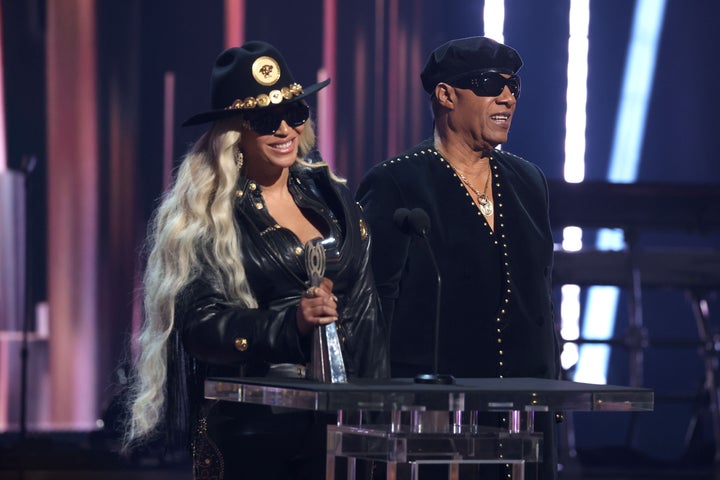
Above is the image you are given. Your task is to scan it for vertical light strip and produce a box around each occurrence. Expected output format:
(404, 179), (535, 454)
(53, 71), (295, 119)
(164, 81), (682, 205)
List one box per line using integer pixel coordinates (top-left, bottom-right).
(386, 0), (399, 156)
(0, 8), (8, 427)
(47, 0), (99, 428)
(409, 18), (423, 147)
(574, 0), (667, 384)
(162, 72), (175, 190)
(318, 0), (337, 168)
(224, 0), (245, 49)
(483, 0), (504, 149)
(559, 0), (589, 374)
(372, 0), (386, 163)
(607, 0), (666, 183)
(560, 226), (584, 370)
(483, 0), (505, 43)
(564, 0), (589, 184)
(0, 2), (6, 173)
(352, 30), (368, 182)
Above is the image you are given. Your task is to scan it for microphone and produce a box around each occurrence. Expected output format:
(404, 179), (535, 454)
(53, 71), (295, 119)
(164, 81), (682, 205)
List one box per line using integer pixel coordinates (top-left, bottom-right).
(393, 208), (455, 385)
(394, 207), (431, 236)
(392, 208), (412, 234)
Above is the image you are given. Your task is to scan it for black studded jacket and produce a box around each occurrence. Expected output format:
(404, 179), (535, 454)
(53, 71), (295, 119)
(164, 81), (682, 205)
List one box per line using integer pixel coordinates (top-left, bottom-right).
(175, 160), (389, 380)
(165, 160), (389, 449)
(356, 138), (559, 380)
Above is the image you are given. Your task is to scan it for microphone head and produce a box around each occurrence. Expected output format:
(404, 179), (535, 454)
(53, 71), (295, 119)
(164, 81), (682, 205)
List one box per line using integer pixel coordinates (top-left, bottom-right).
(408, 208), (431, 236)
(393, 207), (430, 237)
(393, 208), (412, 234)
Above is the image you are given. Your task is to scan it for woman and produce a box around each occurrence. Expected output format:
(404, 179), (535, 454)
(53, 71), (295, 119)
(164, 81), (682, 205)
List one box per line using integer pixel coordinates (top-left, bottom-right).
(123, 41), (389, 479)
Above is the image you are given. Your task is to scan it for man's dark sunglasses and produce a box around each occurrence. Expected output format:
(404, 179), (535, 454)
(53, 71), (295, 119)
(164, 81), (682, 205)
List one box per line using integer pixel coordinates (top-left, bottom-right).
(453, 71), (521, 99)
(243, 102), (310, 135)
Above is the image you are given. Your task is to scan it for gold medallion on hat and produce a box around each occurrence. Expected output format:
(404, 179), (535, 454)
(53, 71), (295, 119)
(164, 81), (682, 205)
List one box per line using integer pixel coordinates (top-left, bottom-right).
(252, 56), (281, 86)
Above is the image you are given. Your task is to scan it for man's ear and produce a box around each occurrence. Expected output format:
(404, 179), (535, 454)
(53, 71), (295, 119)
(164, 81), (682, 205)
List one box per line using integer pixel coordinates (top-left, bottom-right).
(434, 83), (455, 109)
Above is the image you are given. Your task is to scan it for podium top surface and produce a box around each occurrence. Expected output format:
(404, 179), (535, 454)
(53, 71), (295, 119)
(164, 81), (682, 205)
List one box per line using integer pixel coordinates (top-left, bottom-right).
(205, 376), (653, 413)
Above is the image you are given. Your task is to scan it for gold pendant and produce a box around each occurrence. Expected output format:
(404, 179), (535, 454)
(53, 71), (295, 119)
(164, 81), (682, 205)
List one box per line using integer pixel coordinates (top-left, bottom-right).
(478, 194), (494, 216)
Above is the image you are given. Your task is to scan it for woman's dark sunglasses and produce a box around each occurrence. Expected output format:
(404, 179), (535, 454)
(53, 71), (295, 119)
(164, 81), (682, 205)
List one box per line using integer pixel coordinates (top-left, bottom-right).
(243, 102), (310, 135)
(453, 71), (521, 99)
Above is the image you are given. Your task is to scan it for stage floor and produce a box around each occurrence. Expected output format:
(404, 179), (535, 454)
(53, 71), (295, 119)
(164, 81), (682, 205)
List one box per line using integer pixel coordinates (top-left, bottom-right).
(0, 432), (716, 480)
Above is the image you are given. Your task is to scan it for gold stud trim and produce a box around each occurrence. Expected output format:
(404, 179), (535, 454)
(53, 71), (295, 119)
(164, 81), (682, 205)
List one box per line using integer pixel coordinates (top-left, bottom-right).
(259, 225), (279, 236)
(256, 94), (270, 107)
(269, 90), (283, 104)
(226, 83), (304, 110)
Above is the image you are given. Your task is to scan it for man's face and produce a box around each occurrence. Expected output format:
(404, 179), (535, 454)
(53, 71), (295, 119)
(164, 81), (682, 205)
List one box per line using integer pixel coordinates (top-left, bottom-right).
(449, 73), (518, 149)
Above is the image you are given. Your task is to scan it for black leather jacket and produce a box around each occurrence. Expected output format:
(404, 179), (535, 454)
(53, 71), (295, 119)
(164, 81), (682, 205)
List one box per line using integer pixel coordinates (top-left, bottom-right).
(174, 161), (389, 382)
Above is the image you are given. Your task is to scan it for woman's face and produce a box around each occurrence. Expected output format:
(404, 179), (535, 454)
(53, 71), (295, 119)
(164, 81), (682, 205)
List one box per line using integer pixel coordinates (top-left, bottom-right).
(239, 102), (309, 173)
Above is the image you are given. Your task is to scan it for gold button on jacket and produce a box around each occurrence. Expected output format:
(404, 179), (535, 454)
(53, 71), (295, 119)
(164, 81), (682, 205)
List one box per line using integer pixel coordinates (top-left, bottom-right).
(234, 337), (249, 352)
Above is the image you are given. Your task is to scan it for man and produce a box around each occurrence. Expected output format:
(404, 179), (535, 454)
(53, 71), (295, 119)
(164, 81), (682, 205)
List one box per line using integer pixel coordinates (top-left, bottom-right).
(356, 36), (560, 479)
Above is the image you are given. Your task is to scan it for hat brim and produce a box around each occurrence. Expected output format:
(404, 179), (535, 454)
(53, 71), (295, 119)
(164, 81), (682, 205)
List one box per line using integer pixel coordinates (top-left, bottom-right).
(181, 78), (331, 127)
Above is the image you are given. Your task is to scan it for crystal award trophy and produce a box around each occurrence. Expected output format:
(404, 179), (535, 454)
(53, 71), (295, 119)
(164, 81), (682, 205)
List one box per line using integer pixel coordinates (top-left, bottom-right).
(304, 237), (347, 383)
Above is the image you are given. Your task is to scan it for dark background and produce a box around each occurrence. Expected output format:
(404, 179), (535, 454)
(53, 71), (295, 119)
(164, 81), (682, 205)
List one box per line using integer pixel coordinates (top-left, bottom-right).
(2, 0), (719, 477)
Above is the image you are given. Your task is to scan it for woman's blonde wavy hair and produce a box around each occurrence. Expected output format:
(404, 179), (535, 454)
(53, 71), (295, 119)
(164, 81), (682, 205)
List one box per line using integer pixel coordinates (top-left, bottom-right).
(123, 116), (324, 451)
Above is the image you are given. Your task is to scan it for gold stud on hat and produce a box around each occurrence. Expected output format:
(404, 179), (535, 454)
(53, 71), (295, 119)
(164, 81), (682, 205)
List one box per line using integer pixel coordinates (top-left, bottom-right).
(269, 90), (283, 104)
(252, 56), (281, 86)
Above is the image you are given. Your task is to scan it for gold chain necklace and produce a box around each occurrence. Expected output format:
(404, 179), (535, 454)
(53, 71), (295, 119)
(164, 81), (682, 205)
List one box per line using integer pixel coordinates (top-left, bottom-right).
(447, 161), (494, 216)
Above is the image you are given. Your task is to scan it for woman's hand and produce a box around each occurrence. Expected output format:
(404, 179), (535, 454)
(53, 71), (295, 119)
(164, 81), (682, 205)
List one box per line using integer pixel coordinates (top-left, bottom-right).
(296, 277), (338, 336)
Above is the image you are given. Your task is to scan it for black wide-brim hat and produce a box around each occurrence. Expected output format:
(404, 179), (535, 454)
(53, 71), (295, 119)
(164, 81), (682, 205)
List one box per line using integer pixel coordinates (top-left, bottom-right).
(182, 41), (330, 126)
(420, 36), (523, 94)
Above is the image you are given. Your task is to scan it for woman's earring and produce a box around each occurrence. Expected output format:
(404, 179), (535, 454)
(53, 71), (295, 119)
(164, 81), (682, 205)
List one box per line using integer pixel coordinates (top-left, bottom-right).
(235, 149), (244, 172)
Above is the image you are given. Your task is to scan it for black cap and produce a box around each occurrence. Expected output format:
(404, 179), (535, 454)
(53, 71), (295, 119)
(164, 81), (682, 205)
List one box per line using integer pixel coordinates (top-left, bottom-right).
(182, 41), (330, 126)
(420, 36), (523, 94)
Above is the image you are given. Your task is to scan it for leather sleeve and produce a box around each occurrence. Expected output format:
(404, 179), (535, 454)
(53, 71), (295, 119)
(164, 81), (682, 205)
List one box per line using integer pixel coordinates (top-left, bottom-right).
(176, 279), (310, 367)
(339, 199), (390, 379)
(355, 165), (412, 330)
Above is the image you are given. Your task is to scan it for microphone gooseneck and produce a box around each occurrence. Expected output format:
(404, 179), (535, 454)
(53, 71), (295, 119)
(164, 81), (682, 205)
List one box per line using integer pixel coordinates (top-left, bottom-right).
(392, 207), (455, 385)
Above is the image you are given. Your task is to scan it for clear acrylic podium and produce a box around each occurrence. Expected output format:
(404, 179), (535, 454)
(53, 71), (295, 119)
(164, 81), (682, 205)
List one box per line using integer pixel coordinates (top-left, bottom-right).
(204, 377), (653, 479)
